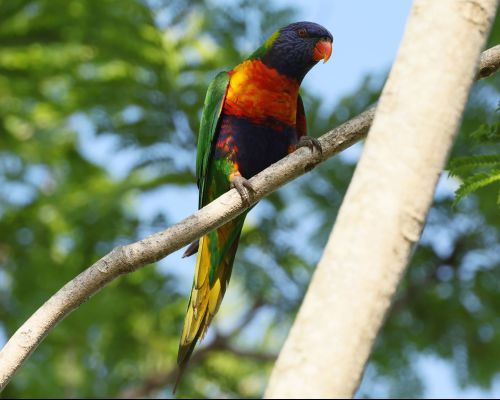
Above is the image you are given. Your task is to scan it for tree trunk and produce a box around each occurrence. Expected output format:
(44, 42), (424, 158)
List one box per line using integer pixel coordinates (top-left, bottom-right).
(264, 0), (498, 398)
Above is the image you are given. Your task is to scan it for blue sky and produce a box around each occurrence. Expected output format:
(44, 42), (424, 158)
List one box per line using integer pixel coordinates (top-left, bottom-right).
(289, 1), (412, 105)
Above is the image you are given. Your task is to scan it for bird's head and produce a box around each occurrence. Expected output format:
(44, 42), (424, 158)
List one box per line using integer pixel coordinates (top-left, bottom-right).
(250, 21), (333, 82)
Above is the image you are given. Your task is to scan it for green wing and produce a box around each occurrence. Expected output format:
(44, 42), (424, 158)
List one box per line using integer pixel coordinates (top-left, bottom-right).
(196, 71), (230, 206)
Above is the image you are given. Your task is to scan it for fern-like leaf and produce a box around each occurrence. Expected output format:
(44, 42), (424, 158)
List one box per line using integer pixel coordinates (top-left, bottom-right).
(453, 168), (500, 207)
(448, 154), (500, 177)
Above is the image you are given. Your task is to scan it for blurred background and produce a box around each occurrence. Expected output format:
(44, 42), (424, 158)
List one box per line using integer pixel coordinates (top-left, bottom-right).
(0, 0), (499, 398)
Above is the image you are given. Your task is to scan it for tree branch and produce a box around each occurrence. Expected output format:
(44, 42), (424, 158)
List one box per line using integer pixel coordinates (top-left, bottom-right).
(1, 43), (499, 391)
(264, 1), (498, 398)
(478, 43), (500, 79)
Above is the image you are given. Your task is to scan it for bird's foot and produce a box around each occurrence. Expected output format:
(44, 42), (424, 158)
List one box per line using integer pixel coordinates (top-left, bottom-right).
(296, 136), (323, 171)
(230, 175), (255, 207)
(297, 135), (323, 155)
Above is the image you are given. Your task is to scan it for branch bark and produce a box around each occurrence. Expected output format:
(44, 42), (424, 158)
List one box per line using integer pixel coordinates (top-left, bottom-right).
(0, 42), (499, 392)
(264, 1), (498, 398)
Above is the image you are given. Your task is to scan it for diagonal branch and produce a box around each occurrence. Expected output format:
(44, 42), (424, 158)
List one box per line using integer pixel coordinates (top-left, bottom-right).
(0, 44), (499, 392)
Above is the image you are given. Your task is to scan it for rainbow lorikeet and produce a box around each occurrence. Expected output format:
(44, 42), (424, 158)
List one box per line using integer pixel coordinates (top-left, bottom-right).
(176, 21), (333, 386)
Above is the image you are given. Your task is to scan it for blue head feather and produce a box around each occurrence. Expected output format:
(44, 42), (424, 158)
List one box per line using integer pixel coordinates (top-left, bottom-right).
(258, 21), (333, 82)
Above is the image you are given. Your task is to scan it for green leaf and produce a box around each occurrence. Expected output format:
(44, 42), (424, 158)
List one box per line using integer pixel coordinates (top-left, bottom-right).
(453, 168), (500, 206)
(470, 122), (500, 142)
(448, 154), (500, 177)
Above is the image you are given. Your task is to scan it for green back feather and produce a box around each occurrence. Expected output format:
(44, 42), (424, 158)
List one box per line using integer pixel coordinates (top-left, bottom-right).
(196, 71), (230, 206)
(248, 30), (280, 60)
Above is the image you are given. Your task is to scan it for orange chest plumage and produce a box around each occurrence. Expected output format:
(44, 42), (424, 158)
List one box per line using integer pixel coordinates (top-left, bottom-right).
(223, 60), (300, 127)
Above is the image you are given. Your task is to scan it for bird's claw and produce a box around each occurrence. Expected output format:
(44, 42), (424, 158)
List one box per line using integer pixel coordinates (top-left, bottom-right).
(182, 240), (199, 258)
(297, 135), (323, 156)
(297, 136), (323, 171)
(230, 176), (255, 207)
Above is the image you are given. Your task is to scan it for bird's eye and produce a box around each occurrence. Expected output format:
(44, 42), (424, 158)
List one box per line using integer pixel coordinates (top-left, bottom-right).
(297, 28), (307, 38)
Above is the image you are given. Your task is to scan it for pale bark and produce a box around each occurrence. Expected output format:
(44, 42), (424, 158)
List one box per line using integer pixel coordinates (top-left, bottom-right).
(0, 44), (499, 393)
(264, 1), (498, 399)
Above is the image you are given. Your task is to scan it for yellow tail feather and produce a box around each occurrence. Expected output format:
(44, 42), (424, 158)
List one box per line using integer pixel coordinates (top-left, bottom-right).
(176, 218), (244, 384)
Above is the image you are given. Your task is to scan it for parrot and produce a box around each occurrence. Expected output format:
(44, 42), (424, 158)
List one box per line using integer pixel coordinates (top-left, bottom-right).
(175, 21), (333, 389)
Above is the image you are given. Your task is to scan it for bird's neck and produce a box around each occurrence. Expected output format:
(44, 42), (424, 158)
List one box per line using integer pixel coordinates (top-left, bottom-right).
(223, 59), (300, 127)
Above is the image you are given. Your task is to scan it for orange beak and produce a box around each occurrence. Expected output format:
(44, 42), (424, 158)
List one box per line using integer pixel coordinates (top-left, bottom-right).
(313, 38), (333, 63)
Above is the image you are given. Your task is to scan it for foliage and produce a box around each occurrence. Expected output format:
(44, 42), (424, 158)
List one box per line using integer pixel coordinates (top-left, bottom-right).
(0, 1), (499, 399)
(448, 102), (500, 207)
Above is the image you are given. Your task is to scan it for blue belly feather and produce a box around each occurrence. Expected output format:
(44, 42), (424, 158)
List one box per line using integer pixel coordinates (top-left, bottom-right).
(214, 114), (297, 179)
